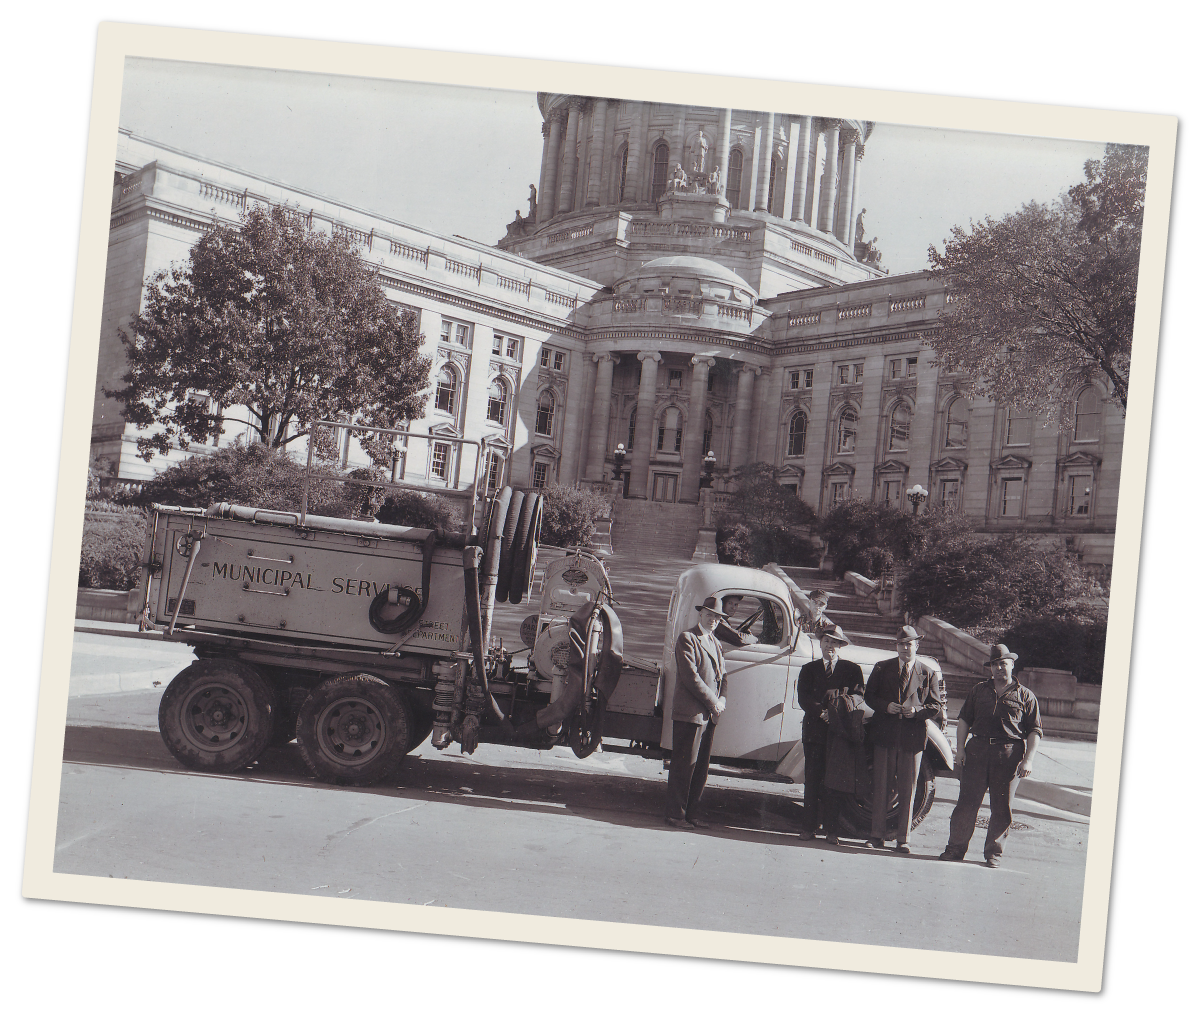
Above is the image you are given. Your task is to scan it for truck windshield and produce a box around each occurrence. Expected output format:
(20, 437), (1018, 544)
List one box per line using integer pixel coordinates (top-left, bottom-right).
(719, 594), (789, 646)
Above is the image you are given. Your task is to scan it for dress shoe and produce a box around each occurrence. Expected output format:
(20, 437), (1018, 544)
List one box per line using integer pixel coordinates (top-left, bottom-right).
(938, 850), (965, 861)
(894, 843), (911, 855)
(984, 855), (1000, 868)
(797, 830), (815, 841)
(826, 836), (842, 846)
(665, 817), (694, 830)
(867, 838), (886, 850)
(688, 819), (711, 829)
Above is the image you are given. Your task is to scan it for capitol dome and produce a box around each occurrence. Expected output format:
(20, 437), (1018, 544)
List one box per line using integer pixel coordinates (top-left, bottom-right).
(613, 256), (759, 304)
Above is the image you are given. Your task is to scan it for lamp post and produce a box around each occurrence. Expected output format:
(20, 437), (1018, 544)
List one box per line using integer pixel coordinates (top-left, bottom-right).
(611, 442), (627, 481)
(906, 484), (928, 515)
(699, 450), (717, 488)
(390, 446), (404, 482)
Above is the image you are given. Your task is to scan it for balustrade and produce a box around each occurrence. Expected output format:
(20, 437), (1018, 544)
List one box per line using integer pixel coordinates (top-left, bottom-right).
(837, 304), (872, 320)
(717, 304), (752, 321)
(198, 181), (246, 209)
(627, 220), (752, 242)
(445, 258), (482, 283)
(545, 290), (579, 309)
(889, 295), (926, 313)
(789, 239), (837, 265)
(788, 311), (821, 328)
(663, 296), (703, 316)
(546, 224), (595, 244)
(613, 297), (647, 313)
(390, 241), (429, 265)
(496, 275), (531, 297)
(332, 223), (371, 247)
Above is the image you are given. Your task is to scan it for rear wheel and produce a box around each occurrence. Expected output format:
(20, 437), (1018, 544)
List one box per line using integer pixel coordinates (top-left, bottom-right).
(295, 674), (412, 785)
(840, 754), (936, 839)
(158, 659), (275, 772)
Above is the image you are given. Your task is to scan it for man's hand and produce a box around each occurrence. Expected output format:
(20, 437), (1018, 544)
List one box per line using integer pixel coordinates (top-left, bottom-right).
(1017, 758), (1034, 779)
(954, 750), (966, 774)
(710, 696), (727, 721)
(887, 702), (903, 715)
(744, 633), (758, 645)
(820, 710), (830, 723)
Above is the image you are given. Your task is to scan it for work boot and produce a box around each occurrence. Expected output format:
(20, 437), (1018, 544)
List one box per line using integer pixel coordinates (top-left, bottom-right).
(938, 849), (965, 861)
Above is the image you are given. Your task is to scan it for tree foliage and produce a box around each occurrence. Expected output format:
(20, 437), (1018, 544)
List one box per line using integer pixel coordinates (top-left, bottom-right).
(716, 523), (819, 568)
(108, 204), (431, 460)
(376, 488), (463, 534)
(723, 462), (818, 527)
(79, 512), (147, 590)
(539, 484), (611, 548)
(927, 143), (1147, 414)
(816, 500), (974, 579)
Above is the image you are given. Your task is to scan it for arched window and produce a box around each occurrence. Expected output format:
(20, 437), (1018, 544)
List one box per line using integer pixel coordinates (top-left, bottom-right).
(535, 389), (555, 437)
(888, 401), (911, 452)
(486, 378), (508, 425)
(726, 149), (743, 209)
(767, 156), (782, 215)
(945, 397), (968, 448)
(434, 365), (457, 414)
(837, 407), (858, 455)
(1074, 387), (1102, 442)
(657, 406), (682, 453)
(650, 143), (670, 202)
(617, 146), (629, 202)
(787, 412), (808, 456)
(702, 412), (713, 457)
(628, 407), (637, 449)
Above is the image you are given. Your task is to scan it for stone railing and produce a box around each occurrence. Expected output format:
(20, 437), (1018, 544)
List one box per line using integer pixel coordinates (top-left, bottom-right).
(444, 257), (481, 283)
(613, 297), (647, 313)
(837, 304), (872, 320)
(889, 295), (926, 313)
(545, 290), (579, 310)
(198, 181), (247, 209)
(663, 296), (702, 316)
(789, 239), (838, 265)
(628, 220), (752, 242)
(717, 303), (752, 321)
(546, 224), (594, 243)
(496, 275), (531, 297)
(787, 311), (821, 328)
(390, 240), (429, 265)
(332, 223), (371, 247)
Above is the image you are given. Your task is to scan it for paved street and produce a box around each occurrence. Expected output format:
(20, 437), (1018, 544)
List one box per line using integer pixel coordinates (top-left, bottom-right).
(57, 613), (1095, 961)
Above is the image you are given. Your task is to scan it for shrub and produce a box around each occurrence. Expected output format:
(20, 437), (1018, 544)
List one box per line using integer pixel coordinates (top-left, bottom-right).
(716, 521), (820, 568)
(1002, 600), (1109, 684)
(817, 500), (973, 579)
(539, 483), (611, 548)
(129, 443), (364, 518)
(79, 511), (147, 590)
(723, 463), (818, 528)
(899, 534), (1090, 629)
(376, 488), (463, 533)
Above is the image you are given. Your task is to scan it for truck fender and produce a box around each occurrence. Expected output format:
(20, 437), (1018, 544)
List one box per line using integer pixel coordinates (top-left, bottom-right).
(924, 719), (954, 774)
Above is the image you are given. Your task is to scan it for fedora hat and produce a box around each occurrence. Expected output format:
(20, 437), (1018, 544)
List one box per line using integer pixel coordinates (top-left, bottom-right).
(895, 624), (923, 643)
(695, 596), (731, 616)
(810, 590), (830, 604)
(987, 643), (1019, 665)
(820, 625), (851, 646)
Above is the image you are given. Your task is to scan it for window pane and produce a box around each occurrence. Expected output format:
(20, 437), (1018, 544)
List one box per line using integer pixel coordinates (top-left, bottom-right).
(1069, 475), (1091, 515)
(788, 413), (807, 456)
(533, 462), (548, 488)
(435, 367), (456, 413)
(1001, 478), (1022, 516)
(940, 479), (959, 506)
(431, 443), (448, 480)
(553, 351), (565, 370)
(889, 403), (910, 451)
(1006, 411), (1031, 446)
(650, 144), (670, 202)
(492, 335), (502, 354)
(1074, 389), (1101, 441)
(540, 348), (551, 367)
(790, 371), (800, 390)
(725, 149), (743, 208)
(945, 398), (968, 448)
(536, 391), (555, 436)
(506, 338), (520, 360)
(838, 409), (858, 454)
(804, 370), (813, 388)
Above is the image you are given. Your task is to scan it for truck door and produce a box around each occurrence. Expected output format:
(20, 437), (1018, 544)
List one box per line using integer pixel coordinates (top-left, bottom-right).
(711, 593), (795, 763)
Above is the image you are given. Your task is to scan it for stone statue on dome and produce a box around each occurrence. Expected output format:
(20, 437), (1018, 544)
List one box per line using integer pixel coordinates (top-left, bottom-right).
(528, 184), (537, 220)
(689, 132), (709, 176)
(855, 208), (868, 247)
(706, 166), (722, 195)
(668, 162), (689, 192)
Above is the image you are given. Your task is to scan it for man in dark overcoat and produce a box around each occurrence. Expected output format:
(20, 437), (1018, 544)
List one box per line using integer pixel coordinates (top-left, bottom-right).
(864, 625), (943, 853)
(795, 626), (864, 843)
(664, 596), (728, 829)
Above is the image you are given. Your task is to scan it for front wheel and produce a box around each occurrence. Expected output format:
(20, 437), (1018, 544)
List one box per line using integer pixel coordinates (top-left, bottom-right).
(158, 659), (275, 772)
(840, 755), (936, 839)
(295, 674), (412, 785)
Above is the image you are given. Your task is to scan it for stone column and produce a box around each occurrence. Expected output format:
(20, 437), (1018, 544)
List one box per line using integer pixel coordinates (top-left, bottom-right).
(623, 102), (647, 204)
(557, 98), (583, 215)
(791, 115), (813, 222)
(716, 108), (732, 190)
(728, 364), (760, 466)
(849, 147), (864, 248)
(600, 99), (618, 204)
(585, 99), (609, 207)
(627, 351), (662, 499)
(747, 367), (767, 461)
(539, 111), (563, 224)
(746, 116), (763, 215)
(755, 112), (776, 211)
(781, 118), (801, 221)
(668, 107), (687, 172)
(836, 137), (858, 245)
(559, 350), (590, 484)
(803, 125), (821, 225)
(679, 355), (715, 503)
(583, 352), (619, 481)
(817, 122), (841, 234)
(535, 121), (552, 223)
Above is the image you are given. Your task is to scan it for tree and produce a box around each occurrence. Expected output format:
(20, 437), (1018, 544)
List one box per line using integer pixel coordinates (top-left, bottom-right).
(108, 204), (431, 460)
(927, 143), (1147, 414)
(816, 500), (974, 579)
(723, 462), (817, 528)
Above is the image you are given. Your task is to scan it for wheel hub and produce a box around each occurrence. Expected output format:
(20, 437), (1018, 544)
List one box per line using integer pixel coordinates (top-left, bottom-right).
(317, 698), (386, 765)
(180, 684), (248, 752)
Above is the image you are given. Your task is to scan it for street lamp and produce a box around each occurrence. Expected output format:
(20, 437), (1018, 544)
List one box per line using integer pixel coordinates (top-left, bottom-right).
(611, 443), (627, 480)
(699, 450), (717, 488)
(906, 484), (928, 515)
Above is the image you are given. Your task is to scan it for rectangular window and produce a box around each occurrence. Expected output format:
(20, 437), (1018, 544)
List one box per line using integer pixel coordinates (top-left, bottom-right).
(440, 318), (472, 348)
(838, 365), (850, 385)
(890, 359), (903, 380)
(440, 320), (451, 343)
(789, 370), (800, 390)
(540, 347), (551, 368)
(804, 369), (813, 389)
(532, 462), (549, 488)
(831, 481), (849, 504)
(1068, 475), (1091, 516)
(882, 480), (902, 506)
(492, 335), (503, 355)
(553, 350), (565, 371)
(506, 337), (521, 361)
(430, 442), (449, 481)
(853, 363), (864, 384)
(486, 455), (501, 494)
(1006, 410), (1032, 446)
(907, 356), (918, 375)
(1000, 477), (1023, 517)
(940, 479), (960, 507)
(668, 369), (683, 388)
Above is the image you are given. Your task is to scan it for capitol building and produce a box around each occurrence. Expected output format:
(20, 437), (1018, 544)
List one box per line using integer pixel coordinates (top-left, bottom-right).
(94, 93), (1124, 567)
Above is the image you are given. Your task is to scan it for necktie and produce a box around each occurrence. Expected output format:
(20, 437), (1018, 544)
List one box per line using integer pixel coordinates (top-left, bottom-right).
(901, 663), (911, 696)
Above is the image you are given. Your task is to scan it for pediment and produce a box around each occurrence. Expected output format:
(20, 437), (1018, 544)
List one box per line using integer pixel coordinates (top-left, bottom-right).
(991, 454), (1031, 471)
(1058, 451), (1101, 467)
(483, 433), (514, 453)
(429, 422), (463, 439)
(777, 464), (805, 479)
(874, 459), (910, 476)
(823, 461), (856, 477)
(930, 456), (968, 472)
(530, 442), (561, 461)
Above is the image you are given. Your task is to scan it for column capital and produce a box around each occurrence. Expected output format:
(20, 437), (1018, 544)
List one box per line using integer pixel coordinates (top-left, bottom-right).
(567, 95), (586, 110)
(593, 351), (621, 365)
(637, 351), (663, 364)
(690, 355), (716, 369)
(542, 121), (552, 138)
(739, 363), (762, 376)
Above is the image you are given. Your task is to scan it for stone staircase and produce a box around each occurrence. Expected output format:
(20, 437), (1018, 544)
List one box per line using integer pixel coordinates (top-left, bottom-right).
(610, 499), (706, 559)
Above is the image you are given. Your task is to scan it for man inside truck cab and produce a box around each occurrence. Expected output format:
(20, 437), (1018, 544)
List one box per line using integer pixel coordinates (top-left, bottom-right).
(713, 594), (757, 648)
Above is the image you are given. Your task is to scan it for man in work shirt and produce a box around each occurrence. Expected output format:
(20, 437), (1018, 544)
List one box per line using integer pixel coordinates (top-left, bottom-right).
(795, 625), (864, 844)
(939, 644), (1042, 867)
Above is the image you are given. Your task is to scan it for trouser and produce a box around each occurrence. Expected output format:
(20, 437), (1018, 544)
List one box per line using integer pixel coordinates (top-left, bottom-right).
(665, 719), (716, 822)
(801, 735), (827, 833)
(871, 745), (924, 844)
(945, 738), (1026, 859)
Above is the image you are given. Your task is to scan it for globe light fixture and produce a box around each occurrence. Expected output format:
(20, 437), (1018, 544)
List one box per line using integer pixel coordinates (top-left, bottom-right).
(906, 484), (928, 514)
(611, 443), (627, 480)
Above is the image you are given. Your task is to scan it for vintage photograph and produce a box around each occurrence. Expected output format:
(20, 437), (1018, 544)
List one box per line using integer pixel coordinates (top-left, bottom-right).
(21, 22), (1175, 993)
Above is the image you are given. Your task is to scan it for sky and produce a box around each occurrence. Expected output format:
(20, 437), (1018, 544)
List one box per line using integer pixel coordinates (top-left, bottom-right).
(119, 58), (1107, 276)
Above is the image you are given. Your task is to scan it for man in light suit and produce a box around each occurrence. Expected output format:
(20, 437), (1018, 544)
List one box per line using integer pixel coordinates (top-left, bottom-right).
(864, 625), (943, 853)
(664, 596), (728, 829)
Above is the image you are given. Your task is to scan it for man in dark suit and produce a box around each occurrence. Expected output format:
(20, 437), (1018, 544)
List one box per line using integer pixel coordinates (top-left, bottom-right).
(864, 625), (943, 853)
(664, 596), (728, 829)
(795, 625), (864, 844)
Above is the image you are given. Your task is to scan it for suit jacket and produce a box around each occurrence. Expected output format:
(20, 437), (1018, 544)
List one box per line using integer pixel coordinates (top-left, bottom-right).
(796, 658), (865, 745)
(864, 656), (942, 752)
(672, 625), (726, 725)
